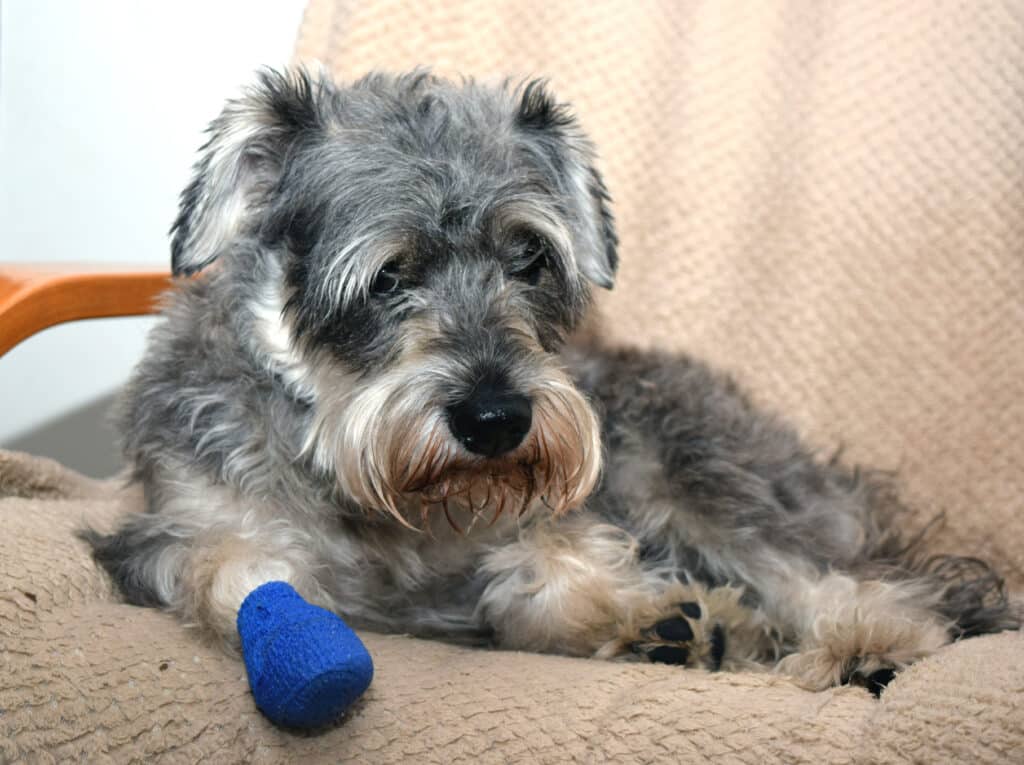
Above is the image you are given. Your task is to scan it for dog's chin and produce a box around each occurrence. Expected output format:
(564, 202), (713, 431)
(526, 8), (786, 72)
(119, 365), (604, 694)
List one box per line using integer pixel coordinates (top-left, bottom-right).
(400, 462), (546, 532)
(400, 450), (569, 527)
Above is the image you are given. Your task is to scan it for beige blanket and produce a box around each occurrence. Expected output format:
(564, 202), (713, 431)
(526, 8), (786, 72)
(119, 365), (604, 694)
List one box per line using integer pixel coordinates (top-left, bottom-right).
(1, 449), (1022, 763)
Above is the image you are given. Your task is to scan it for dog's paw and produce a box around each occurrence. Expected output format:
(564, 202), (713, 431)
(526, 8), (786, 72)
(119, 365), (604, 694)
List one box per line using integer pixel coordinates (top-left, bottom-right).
(630, 601), (727, 670)
(597, 583), (779, 668)
(777, 647), (919, 695)
(774, 587), (949, 693)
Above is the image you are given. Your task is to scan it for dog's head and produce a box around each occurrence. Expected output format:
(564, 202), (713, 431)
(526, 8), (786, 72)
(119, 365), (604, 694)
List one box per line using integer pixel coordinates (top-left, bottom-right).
(172, 69), (616, 526)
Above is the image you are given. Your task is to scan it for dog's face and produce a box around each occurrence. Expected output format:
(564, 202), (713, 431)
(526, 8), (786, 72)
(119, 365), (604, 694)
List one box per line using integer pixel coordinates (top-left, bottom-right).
(170, 70), (617, 526)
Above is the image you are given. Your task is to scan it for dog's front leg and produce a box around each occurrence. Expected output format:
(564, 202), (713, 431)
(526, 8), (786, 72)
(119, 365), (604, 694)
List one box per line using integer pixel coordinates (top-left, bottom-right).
(766, 570), (951, 693)
(185, 532), (375, 727)
(475, 514), (776, 668)
(184, 534), (326, 645)
(476, 515), (657, 656)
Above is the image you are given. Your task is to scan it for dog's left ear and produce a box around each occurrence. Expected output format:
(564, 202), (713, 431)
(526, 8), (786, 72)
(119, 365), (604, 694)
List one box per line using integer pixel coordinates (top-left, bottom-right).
(170, 68), (324, 276)
(516, 82), (619, 289)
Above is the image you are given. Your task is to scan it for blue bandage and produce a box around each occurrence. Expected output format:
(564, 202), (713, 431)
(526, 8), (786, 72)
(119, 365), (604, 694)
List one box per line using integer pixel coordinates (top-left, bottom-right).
(237, 581), (373, 729)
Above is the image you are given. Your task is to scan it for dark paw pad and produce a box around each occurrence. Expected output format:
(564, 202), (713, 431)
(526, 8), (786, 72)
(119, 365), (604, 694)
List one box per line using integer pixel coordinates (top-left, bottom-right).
(654, 616), (694, 642)
(632, 601), (724, 670)
(646, 645), (690, 665)
(864, 668), (896, 697)
(845, 667), (898, 697)
(708, 624), (726, 671)
(679, 602), (702, 620)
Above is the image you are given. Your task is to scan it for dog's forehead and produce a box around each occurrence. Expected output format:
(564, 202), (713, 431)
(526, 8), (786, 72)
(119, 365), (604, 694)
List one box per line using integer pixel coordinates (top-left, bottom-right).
(336, 80), (532, 160)
(294, 84), (560, 217)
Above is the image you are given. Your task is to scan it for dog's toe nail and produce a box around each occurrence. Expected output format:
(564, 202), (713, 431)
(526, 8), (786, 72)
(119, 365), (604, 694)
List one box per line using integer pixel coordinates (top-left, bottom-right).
(678, 602), (701, 619)
(647, 645), (689, 665)
(654, 616), (694, 642)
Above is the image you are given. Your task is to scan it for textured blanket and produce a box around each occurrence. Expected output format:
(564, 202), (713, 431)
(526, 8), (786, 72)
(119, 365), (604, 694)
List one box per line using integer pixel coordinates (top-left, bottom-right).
(1, 450), (1022, 763)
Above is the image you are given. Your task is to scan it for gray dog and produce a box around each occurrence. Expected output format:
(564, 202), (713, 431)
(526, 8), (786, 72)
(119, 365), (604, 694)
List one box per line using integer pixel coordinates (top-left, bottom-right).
(85, 69), (1017, 695)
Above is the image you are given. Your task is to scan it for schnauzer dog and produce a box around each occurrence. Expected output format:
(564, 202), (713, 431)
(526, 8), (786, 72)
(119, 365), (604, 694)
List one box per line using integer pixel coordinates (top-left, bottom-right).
(85, 69), (1018, 694)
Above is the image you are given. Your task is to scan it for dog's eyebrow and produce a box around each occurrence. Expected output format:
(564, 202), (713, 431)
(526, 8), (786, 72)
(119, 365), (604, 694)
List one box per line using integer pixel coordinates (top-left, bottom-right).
(488, 197), (575, 271)
(318, 230), (412, 312)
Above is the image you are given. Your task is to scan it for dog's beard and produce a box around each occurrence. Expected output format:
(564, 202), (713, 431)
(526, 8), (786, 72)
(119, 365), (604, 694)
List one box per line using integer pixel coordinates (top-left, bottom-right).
(305, 360), (602, 529)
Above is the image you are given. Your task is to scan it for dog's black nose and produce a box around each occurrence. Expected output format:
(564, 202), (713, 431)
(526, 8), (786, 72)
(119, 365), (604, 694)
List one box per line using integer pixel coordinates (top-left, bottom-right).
(446, 391), (533, 458)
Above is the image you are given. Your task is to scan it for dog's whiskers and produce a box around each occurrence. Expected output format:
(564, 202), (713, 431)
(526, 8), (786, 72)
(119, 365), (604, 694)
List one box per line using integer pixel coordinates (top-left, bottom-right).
(441, 498), (462, 534)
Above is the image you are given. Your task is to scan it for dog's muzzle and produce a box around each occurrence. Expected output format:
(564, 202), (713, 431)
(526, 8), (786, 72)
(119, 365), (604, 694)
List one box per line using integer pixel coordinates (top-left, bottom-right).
(446, 387), (533, 458)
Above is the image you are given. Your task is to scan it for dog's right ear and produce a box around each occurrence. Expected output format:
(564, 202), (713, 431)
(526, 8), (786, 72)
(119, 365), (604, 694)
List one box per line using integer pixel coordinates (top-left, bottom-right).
(170, 69), (325, 276)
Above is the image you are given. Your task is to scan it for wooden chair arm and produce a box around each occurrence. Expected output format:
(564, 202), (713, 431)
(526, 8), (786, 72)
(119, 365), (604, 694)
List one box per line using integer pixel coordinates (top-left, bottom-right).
(0, 264), (172, 357)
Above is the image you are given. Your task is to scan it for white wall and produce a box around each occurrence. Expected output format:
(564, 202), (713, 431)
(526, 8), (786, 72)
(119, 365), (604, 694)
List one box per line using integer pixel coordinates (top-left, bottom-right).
(0, 0), (307, 475)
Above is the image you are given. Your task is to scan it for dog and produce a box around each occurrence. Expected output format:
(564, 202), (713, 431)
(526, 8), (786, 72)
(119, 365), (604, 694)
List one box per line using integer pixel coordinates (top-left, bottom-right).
(84, 68), (1018, 695)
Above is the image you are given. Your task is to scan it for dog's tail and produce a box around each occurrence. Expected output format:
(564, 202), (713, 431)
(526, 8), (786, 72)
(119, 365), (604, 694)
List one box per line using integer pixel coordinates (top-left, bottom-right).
(863, 507), (1021, 639)
(920, 554), (1021, 638)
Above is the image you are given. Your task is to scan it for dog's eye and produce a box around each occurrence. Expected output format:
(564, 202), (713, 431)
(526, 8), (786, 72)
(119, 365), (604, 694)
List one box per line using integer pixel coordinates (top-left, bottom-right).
(370, 261), (401, 296)
(512, 235), (551, 286)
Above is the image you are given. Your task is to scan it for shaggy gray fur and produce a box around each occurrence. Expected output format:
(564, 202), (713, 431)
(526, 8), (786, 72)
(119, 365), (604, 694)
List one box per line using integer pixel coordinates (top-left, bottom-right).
(84, 69), (1017, 695)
